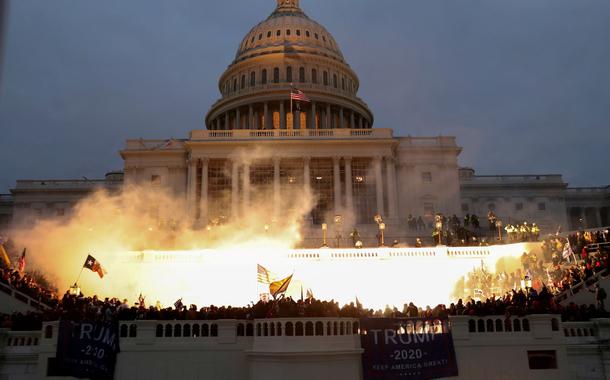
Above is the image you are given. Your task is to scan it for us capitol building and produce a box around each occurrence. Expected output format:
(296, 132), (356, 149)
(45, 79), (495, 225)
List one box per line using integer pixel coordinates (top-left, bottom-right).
(2, 0), (609, 240)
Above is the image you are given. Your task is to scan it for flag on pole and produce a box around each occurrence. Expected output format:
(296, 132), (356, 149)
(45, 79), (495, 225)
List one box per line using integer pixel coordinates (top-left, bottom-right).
(306, 288), (314, 301)
(290, 87), (311, 102)
(0, 241), (10, 269)
(257, 264), (275, 284)
(17, 248), (26, 273)
(83, 254), (106, 279)
(562, 241), (574, 260)
(174, 298), (183, 310)
(269, 274), (293, 299)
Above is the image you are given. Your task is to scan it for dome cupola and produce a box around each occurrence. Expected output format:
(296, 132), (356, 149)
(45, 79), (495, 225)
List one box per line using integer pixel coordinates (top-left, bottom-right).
(205, 0), (374, 131)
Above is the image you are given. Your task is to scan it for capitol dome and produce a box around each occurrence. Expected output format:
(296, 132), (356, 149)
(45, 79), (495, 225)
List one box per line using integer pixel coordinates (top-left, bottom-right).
(205, 0), (374, 131)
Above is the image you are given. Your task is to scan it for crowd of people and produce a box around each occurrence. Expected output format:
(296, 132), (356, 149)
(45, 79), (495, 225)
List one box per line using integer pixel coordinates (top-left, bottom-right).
(0, 267), (58, 307)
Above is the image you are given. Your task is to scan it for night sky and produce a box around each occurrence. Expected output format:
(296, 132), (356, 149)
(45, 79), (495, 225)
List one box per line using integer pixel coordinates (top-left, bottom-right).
(1, 0), (609, 193)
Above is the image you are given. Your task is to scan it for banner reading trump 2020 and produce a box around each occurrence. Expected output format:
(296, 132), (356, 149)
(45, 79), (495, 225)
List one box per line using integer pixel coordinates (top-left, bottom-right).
(56, 320), (121, 380)
(360, 318), (458, 380)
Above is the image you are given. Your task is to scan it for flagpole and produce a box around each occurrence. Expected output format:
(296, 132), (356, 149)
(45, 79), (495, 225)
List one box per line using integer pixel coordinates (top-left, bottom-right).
(74, 266), (85, 286)
(290, 83), (293, 127)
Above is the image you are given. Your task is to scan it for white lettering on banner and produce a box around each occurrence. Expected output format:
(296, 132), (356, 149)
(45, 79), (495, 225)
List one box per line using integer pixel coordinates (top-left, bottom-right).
(80, 324), (93, 340)
(370, 328), (436, 345)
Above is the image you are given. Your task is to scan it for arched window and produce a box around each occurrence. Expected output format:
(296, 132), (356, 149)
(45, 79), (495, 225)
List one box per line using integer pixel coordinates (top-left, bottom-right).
(295, 322), (304, 336)
(174, 324), (182, 337)
(276, 30), (281, 36)
(299, 67), (305, 82)
(193, 324), (200, 337)
(233, 78), (237, 92)
(164, 324), (172, 337)
(296, 29), (301, 36)
(262, 69), (267, 85)
(246, 323), (254, 336)
(305, 322), (314, 336)
(237, 323), (245, 337)
(323, 71), (328, 86)
(258, 33), (262, 40)
(477, 320), (485, 333)
(286, 66), (293, 82)
(312, 69), (317, 84)
(155, 324), (163, 337)
(306, 31), (310, 37)
(486, 319), (494, 332)
(129, 324), (137, 338)
(183, 324), (191, 338)
(513, 319), (521, 332)
(495, 319), (503, 332)
(285, 322), (294, 336)
(342, 77), (345, 90)
(250, 72), (256, 87)
(241, 75), (246, 89)
(202, 324), (209, 337)
(276, 322), (282, 336)
(273, 67), (280, 83)
(333, 74), (338, 88)
(315, 321), (324, 336)
(286, 29), (291, 36)
(267, 31), (271, 38)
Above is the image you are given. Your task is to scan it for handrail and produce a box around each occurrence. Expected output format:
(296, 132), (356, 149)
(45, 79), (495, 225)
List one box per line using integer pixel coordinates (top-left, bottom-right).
(554, 268), (608, 303)
(0, 281), (51, 310)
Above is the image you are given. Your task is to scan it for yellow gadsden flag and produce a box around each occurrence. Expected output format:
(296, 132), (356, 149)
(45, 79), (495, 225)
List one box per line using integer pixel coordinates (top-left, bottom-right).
(269, 274), (293, 299)
(0, 243), (10, 268)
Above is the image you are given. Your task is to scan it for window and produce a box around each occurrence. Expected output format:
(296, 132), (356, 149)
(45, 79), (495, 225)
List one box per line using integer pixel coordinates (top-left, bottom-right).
(322, 35), (326, 42)
(527, 351), (557, 370)
(422, 172), (432, 183)
(538, 202), (546, 211)
(311, 69), (317, 84)
(250, 72), (256, 87)
(267, 31), (271, 38)
(286, 66), (292, 82)
(314, 33), (319, 39)
(296, 29), (301, 36)
(251, 36), (255, 43)
(299, 67), (305, 82)
(262, 69), (267, 84)
(342, 77), (345, 90)
(286, 29), (291, 36)
(306, 30), (310, 37)
(461, 203), (469, 212)
(323, 71), (328, 86)
(233, 78), (237, 92)
(515, 203), (524, 211)
(424, 203), (435, 217)
(273, 67), (280, 83)
(241, 75), (246, 89)
(333, 74), (337, 88)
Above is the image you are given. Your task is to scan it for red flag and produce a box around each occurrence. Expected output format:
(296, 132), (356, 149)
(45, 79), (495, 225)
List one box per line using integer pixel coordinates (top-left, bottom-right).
(17, 248), (26, 273)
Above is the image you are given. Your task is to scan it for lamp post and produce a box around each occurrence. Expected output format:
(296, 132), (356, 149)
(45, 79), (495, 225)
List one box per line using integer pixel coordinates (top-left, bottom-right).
(496, 220), (503, 242)
(321, 223), (328, 247)
(379, 222), (386, 247)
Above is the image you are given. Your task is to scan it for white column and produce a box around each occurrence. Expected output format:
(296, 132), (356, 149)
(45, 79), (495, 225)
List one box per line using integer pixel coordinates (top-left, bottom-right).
(333, 156), (342, 215)
(273, 157), (281, 217)
(243, 163), (250, 213)
(200, 158), (209, 224)
(386, 157), (398, 219)
(231, 160), (239, 219)
(344, 156), (353, 214)
(187, 158), (198, 219)
(303, 157), (311, 193)
(374, 156), (384, 217)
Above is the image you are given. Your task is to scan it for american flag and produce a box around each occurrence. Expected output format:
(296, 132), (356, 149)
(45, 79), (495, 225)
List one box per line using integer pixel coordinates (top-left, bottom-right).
(290, 87), (310, 102)
(257, 264), (275, 284)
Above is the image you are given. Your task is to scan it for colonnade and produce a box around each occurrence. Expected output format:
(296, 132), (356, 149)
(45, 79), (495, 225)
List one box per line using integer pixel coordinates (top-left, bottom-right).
(208, 101), (370, 131)
(186, 156), (398, 225)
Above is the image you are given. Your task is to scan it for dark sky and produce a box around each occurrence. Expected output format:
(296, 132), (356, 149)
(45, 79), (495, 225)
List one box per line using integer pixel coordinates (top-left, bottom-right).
(1, 0), (609, 193)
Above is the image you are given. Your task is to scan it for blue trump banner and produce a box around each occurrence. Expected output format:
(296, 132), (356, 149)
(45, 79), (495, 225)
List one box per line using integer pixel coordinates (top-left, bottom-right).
(55, 320), (121, 380)
(360, 318), (458, 380)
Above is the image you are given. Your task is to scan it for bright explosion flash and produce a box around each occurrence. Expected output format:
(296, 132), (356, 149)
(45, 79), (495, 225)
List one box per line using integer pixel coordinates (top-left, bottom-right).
(7, 185), (541, 310)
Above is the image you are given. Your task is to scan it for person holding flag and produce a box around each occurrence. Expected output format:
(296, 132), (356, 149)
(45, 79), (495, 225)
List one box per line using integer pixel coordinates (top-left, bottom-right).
(269, 274), (293, 300)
